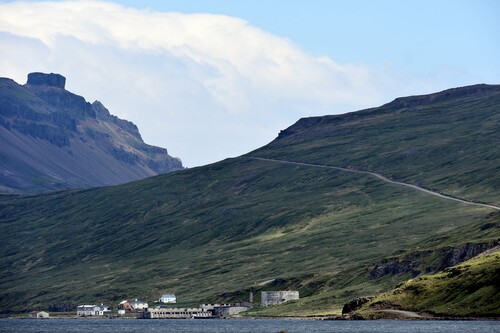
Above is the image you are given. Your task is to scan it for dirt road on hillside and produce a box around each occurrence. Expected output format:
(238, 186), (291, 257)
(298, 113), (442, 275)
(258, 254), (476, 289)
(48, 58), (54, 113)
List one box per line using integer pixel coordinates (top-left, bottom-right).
(250, 157), (500, 211)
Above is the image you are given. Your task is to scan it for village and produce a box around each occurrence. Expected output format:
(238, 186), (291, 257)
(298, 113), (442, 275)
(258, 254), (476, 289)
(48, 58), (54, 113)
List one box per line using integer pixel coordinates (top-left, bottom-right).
(28, 291), (300, 319)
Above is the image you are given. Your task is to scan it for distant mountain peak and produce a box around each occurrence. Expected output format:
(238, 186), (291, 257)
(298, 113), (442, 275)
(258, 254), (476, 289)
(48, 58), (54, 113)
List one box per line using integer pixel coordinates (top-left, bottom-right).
(26, 72), (66, 89)
(0, 73), (183, 193)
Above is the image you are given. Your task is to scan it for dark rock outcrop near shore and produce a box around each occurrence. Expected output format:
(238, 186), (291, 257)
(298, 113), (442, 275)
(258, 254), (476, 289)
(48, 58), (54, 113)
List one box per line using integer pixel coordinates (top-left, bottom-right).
(342, 296), (374, 314)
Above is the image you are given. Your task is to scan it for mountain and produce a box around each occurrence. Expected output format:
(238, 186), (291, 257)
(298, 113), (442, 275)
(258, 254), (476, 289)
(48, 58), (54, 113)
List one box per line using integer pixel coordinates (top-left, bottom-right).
(0, 84), (499, 315)
(0, 72), (183, 193)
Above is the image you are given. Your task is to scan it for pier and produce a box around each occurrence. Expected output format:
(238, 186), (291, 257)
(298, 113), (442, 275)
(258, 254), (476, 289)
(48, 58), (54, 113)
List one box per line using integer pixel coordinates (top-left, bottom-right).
(138, 307), (213, 319)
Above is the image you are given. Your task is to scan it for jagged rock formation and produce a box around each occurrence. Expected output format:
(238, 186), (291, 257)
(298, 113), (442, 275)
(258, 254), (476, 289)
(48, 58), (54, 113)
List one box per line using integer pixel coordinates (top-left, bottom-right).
(0, 73), (183, 193)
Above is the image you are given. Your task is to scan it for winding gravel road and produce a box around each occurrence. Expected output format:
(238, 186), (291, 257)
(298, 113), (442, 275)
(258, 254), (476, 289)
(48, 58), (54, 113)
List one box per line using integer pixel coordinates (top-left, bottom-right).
(250, 157), (500, 211)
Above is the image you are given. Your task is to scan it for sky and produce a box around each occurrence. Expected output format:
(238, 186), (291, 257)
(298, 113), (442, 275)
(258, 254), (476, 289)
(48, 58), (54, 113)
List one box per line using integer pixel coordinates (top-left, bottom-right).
(0, 1), (499, 167)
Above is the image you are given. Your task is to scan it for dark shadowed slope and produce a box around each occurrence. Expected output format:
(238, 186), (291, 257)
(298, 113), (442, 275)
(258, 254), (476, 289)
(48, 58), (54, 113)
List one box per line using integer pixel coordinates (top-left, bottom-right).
(0, 73), (183, 194)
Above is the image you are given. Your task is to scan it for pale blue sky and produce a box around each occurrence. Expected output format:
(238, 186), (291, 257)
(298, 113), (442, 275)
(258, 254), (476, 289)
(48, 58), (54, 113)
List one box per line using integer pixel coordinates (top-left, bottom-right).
(100, 0), (500, 82)
(1, 0), (498, 166)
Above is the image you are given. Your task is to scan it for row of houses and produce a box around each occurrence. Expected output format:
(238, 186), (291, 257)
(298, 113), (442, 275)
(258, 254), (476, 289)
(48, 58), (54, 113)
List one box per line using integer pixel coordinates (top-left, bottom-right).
(34, 291), (299, 318)
(138, 291), (300, 319)
(137, 302), (253, 319)
(76, 293), (177, 317)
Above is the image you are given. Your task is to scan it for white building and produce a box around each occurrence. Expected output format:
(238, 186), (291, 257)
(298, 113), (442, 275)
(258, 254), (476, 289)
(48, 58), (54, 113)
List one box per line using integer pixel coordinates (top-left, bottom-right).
(128, 299), (149, 310)
(261, 291), (299, 307)
(159, 294), (177, 303)
(29, 311), (49, 318)
(77, 304), (111, 316)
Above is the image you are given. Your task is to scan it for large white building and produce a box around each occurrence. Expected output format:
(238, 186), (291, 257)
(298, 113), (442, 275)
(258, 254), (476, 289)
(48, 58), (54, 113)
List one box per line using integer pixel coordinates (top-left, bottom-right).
(159, 294), (177, 303)
(261, 291), (299, 307)
(77, 304), (111, 316)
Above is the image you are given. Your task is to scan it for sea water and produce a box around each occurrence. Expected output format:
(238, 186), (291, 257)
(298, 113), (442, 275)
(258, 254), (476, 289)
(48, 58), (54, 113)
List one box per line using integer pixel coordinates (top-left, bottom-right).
(0, 318), (498, 333)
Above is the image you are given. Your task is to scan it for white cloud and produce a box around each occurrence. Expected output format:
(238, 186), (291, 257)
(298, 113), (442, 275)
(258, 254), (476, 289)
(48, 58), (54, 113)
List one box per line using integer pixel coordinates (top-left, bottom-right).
(0, 1), (391, 167)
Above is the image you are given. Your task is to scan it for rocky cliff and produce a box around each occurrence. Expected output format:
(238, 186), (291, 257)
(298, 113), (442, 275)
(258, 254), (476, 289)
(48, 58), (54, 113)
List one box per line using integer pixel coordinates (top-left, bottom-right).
(0, 73), (183, 193)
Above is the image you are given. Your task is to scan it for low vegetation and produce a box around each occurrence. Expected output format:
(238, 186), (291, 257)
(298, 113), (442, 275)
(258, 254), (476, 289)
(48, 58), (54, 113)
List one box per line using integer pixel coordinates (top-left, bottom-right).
(360, 247), (500, 317)
(0, 84), (499, 316)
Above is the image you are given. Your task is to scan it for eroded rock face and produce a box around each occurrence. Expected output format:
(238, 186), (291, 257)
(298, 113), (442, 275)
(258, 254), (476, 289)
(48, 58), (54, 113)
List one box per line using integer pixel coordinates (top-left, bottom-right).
(27, 72), (66, 89)
(92, 101), (141, 140)
(435, 242), (495, 271)
(369, 241), (497, 279)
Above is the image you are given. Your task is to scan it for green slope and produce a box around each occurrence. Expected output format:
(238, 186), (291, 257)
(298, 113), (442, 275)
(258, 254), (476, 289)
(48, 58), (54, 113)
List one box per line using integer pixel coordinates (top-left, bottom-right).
(251, 84), (500, 206)
(244, 212), (500, 317)
(0, 84), (499, 315)
(361, 246), (500, 317)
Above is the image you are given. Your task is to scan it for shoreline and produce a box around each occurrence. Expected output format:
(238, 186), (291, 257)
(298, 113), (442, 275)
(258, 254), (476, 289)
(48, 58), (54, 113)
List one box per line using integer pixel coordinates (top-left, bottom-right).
(2, 314), (499, 321)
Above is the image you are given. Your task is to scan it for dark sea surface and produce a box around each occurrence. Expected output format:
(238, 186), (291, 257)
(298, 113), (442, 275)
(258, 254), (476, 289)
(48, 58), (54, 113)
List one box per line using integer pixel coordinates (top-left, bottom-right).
(0, 318), (499, 333)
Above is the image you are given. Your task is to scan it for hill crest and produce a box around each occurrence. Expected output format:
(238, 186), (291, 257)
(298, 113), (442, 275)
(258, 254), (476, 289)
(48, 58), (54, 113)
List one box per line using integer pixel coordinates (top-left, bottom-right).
(277, 84), (500, 139)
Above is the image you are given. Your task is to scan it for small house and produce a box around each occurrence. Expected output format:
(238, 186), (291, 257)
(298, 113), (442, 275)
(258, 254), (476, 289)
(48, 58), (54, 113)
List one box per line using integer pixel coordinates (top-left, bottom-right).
(118, 300), (130, 310)
(29, 311), (49, 318)
(159, 293), (177, 303)
(119, 300), (130, 310)
(128, 299), (148, 311)
(77, 304), (111, 316)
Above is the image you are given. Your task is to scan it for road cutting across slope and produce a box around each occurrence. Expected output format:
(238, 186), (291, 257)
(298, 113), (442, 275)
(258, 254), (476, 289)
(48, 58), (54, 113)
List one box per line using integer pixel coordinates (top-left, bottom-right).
(250, 157), (500, 211)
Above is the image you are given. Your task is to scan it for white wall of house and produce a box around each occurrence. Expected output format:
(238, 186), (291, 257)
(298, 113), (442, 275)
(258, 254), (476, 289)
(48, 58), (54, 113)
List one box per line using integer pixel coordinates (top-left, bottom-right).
(159, 294), (176, 303)
(129, 299), (148, 310)
(77, 304), (111, 316)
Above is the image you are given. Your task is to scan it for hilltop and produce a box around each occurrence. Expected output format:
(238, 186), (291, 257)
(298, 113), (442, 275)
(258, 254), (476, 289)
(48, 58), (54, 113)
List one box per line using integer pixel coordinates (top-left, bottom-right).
(0, 73), (183, 193)
(0, 84), (499, 315)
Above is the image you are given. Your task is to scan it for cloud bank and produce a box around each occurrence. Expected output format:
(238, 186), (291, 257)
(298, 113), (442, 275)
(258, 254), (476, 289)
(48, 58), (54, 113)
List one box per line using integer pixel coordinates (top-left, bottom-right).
(1, 1), (391, 166)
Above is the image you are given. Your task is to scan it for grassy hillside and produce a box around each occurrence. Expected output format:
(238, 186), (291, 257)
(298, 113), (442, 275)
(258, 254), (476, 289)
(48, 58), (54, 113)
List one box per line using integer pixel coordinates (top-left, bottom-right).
(0, 84), (499, 315)
(245, 212), (500, 317)
(360, 246), (500, 317)
(251, 84), (500, 206)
